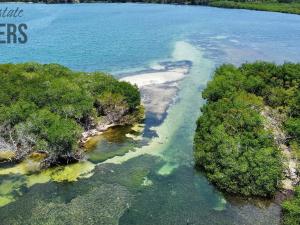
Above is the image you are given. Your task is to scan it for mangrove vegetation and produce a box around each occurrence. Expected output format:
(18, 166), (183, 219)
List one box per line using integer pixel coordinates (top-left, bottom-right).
(0, 63), (142, 167)
(194, 61), (300, 224)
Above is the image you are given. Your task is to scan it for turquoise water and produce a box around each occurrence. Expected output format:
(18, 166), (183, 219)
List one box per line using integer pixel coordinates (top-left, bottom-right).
(1, 4), (300, 72)
(1, 3), (300, 225)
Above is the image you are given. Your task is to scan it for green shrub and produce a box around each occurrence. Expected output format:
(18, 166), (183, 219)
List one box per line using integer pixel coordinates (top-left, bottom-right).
(0, 63), (141, 159)
(194, 61), (300, 197)
(282, 186), (300, 225)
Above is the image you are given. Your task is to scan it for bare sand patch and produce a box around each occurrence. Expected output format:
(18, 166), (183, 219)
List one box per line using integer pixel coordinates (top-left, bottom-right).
(120, 61), (190, 121)
(120, 67), (188, 88)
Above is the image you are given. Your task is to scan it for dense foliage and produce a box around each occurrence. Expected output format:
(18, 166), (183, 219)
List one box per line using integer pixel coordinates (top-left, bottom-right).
(209, 0), (300, 15)
(0, 63), (141, 162)
(194, 62), (300, 198)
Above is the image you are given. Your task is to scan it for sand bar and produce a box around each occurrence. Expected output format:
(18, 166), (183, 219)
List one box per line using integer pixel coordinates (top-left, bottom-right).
(120, 67), (189, 88)
(120, 61), (191, 121)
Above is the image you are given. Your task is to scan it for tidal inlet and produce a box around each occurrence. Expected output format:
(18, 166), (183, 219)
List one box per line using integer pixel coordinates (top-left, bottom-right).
(0, 3), (300, 225)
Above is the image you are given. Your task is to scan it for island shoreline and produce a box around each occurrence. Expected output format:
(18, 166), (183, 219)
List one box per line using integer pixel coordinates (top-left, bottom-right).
(1, 1), (299, 15)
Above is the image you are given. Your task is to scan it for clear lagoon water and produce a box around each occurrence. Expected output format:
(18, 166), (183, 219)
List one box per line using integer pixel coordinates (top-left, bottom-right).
(1, 3), (300, 225)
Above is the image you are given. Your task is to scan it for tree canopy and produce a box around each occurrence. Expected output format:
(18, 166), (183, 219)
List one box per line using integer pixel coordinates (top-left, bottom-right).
(0, 63), (141, 162)
(194, 62), (300, 198)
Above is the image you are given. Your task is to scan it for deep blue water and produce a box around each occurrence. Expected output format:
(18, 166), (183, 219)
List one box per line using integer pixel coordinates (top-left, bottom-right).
(0, 3), (300, 225)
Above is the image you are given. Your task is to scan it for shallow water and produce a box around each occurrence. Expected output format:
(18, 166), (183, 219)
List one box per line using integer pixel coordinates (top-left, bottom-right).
(1, 3), (300, 225)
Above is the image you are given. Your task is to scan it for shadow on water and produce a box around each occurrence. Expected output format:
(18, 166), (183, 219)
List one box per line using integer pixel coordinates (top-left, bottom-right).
(85, 125), (142, 164)
(118, 160), (281, 225)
